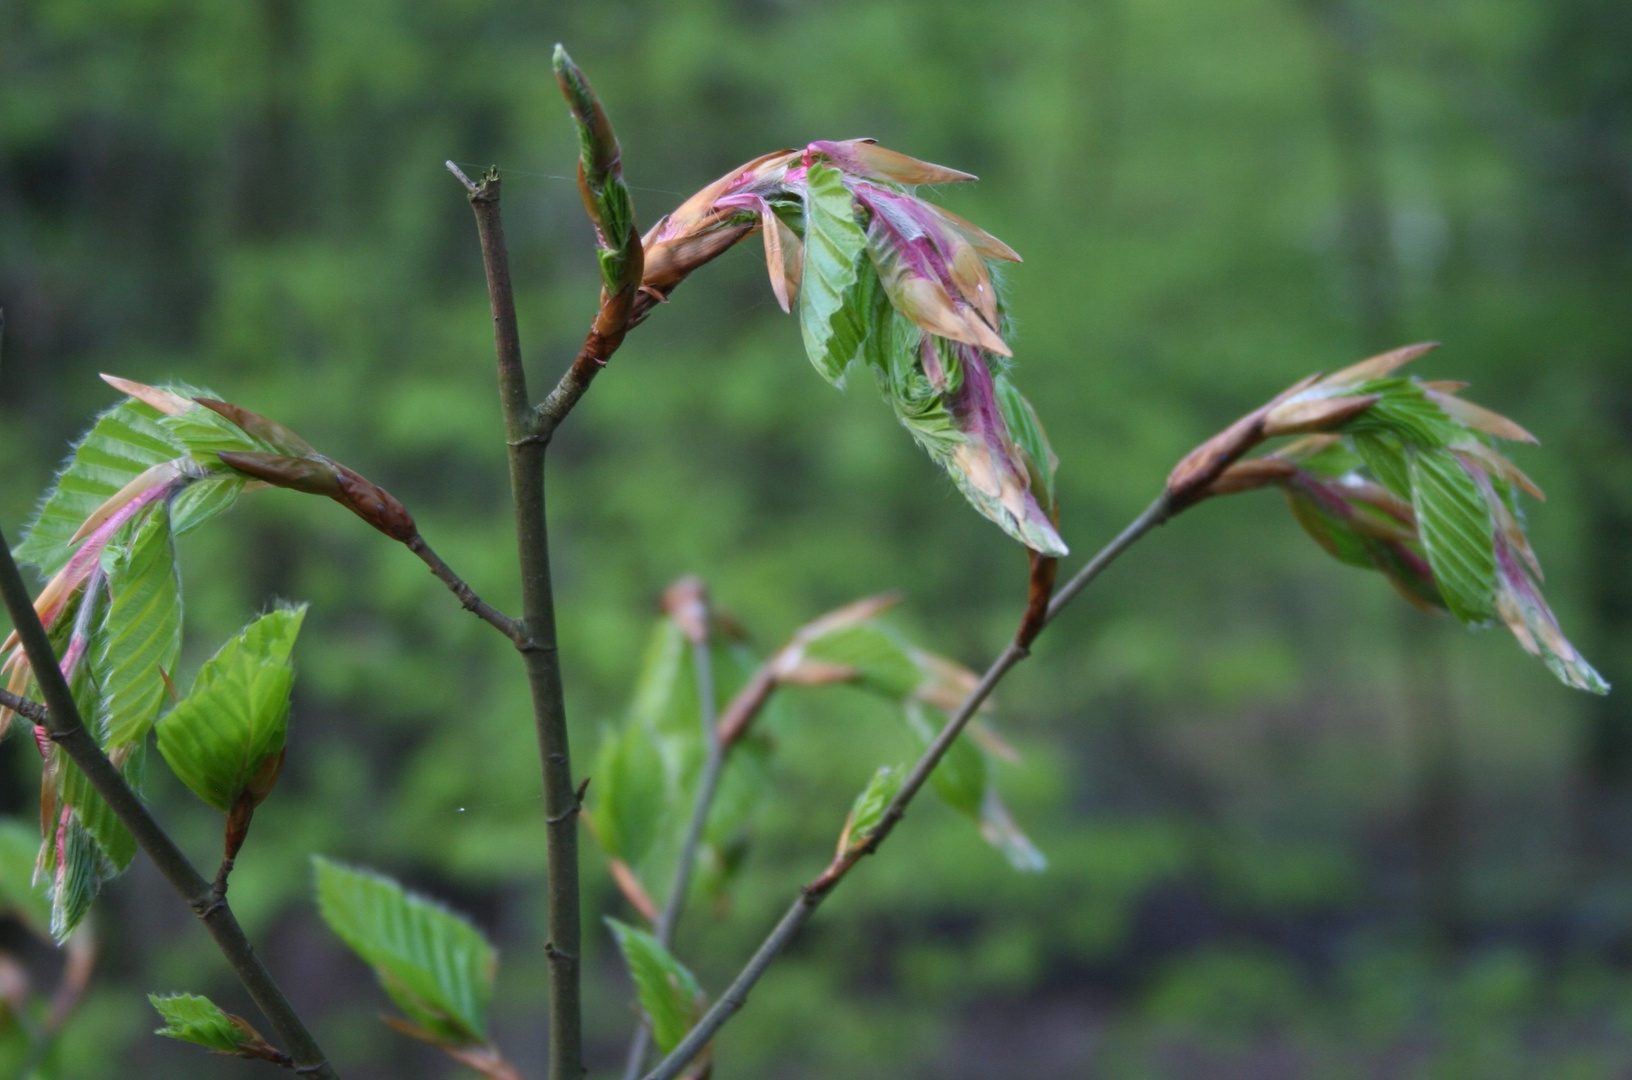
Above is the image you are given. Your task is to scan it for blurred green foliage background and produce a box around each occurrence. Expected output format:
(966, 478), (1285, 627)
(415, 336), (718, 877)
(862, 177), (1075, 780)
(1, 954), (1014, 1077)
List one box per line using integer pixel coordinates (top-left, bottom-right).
(2, 0), (1631, 1076)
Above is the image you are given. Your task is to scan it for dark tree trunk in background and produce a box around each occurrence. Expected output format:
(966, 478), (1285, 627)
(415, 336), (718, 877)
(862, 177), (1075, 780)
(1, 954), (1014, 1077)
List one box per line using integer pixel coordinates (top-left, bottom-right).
(1304, 0), (1467, 951)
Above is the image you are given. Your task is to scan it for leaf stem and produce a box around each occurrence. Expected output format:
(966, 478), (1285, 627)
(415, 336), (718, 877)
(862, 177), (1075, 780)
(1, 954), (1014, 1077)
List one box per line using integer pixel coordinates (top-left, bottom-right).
(459, 167), (584, 1080)
(404, 533), (523, 643)
(622, 629), (721, 1080)
(0, 528), (337, 1079)
(640, 493), (1174, 1080)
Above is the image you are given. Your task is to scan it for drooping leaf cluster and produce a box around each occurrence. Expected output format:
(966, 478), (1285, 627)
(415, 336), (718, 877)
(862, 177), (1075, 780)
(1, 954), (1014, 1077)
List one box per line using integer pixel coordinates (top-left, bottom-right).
(1217, 347), (1606, 694)
(642, 139), (1064, 556)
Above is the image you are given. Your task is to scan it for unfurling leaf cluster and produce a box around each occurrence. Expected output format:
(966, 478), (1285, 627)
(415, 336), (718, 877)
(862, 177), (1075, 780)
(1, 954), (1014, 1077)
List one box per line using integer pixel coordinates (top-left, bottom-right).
(642, 139), (1063, 556)
(1196, 345), (1606, 694)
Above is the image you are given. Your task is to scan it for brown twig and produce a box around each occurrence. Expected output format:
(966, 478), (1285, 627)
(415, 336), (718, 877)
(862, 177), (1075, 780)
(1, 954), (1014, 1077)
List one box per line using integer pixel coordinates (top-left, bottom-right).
(404, 533), (523, 643)
(0, 687), (49, 725)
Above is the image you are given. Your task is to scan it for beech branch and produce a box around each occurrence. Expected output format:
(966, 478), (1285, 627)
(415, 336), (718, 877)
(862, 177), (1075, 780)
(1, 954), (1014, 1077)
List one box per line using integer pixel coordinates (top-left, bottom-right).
(0, 528), (337, 1080)
(640, 495), (1175, 1080)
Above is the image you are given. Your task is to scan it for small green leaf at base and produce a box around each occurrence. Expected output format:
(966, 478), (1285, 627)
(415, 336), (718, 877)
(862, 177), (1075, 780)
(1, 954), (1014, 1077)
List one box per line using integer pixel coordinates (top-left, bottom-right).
(605, 918), (705, 1055)
(314, 857), (495, 1045)
(148, 993), (257, 1054)
(840, 764), (905, 856)
(157, 606), (304, 812)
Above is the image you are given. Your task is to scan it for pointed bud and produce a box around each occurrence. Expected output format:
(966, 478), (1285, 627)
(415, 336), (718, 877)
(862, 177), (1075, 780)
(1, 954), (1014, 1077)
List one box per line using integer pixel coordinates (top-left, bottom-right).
(1321, 341), (1439, 387)
(1262, 393), (1380, 437)
(196, 399), (319, 456)
(217, 452), (343, 496)
(100, 374), (193, 416)
(1426, 389), (1538, 444)
(808, 139), (978, 185)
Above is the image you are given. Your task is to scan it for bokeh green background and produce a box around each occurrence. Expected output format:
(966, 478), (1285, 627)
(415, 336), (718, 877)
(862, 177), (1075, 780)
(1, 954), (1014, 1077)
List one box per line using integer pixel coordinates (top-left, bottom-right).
(3, 0), (1631, 1076)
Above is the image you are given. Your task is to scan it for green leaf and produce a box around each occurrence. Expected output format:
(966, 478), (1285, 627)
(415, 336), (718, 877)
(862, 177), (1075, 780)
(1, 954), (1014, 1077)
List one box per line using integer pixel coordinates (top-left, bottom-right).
(313, 857), (495, 1045)
(0, 819), (51, 936)
(605, 918), (704, 1055)
(903, 703), (985, 818)
(591, 719), (668, 868)
(802, 623), (923, 700)
(158, 403), (279, 464)
(1409, 450), (1496, 623)
(1284, 488), (1374, 569)
(157, 608), (305, 812)
(170, 473), (248, 535)
(98, 504), (182, 748)
(798, 163), (872, 384)
(842, 764), (904, 854)
(57, 741), (143, 877)
(900, 702), (1042, 870)
(148, 993), (250, 1053)
(15, 399), (182, 576)
(1349, 433), (1412, 501)
(49, 815), (102, 941)
(993, 374), (1059, 512)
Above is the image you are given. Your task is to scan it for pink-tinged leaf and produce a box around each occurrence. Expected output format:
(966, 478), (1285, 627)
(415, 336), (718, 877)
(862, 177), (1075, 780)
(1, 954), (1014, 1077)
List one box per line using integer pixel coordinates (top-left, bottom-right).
(1492, 534), (1607, 694)
(942, 344), (1065, 555)
(1420, 380), (1470, 393)
(949, 241), (999, 329)
(66, 460), (189, 546)
(1262, 394), (1380, 437)
(99, 375), (193, 416)
(647, 149), (799, 245)
(1323, 342), (1440, 387)
(925, 203), (1022, 263)
(1427, 389), (1538, 444)
(1453, 440), (1545, 501)
(808, 139), (977, 185)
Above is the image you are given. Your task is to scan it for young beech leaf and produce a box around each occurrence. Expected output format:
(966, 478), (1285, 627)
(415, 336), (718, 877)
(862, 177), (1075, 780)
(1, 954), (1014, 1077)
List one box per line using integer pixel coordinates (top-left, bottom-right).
(1409, 449), (1496, 624)
(56, 741), (143, 875)
(50, 816), (102, 941)
(841, 764), (905, 855)
(993, 373), (1060, 513)
(903, 703), (1045, 872)
(591, 719), (668, 869)
(98, 504), (182, 748)
(801, 622), (922, 699)
(313, 857), (495, 1045)
(15, 399), (183, 576)
(149, 992), (255, 1054)
(605, 918), (705, 1055)
(158, 401), (282, 464)
(798, 163), (872, 385)
(157, 607), (305, 813)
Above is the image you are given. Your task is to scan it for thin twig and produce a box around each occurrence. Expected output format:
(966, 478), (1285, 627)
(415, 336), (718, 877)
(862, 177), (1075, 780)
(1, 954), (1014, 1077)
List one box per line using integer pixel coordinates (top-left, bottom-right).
(0, 528), (338, 1080)
(622, 626), (721, 1080)
(0, 687), (49, 725)
(404, 533), (523, 643)
(641, 494), (1175, 1080)
(459, 167), (584, 1080)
